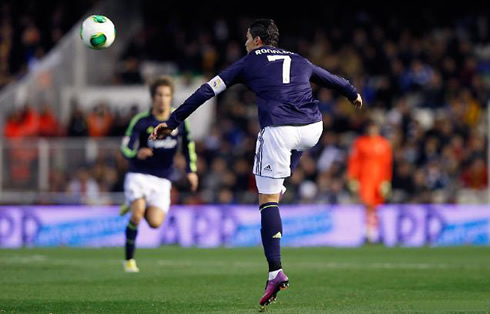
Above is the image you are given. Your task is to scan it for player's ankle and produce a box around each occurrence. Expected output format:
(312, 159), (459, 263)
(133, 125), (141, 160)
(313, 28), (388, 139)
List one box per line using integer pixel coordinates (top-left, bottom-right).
(268, 268), (282, 280)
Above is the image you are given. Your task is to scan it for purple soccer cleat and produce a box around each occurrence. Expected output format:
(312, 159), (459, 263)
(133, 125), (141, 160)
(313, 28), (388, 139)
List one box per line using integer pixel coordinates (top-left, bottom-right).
(259, 270), (289, 310)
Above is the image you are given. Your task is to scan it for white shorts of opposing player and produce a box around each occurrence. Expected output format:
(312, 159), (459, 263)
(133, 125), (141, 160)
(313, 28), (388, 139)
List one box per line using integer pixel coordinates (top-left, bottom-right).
(124, 172), (171, 213)
(253, 121), (323, 194)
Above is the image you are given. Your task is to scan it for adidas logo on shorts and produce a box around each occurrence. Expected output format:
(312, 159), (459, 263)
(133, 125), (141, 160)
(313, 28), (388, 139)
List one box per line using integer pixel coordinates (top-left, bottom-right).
(263, 165), (272, 171)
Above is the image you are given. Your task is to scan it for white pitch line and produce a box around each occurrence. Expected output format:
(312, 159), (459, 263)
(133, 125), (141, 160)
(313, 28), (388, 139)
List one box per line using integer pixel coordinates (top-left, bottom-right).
(1, 256), (488, 271)
(0, 254), (48, 263)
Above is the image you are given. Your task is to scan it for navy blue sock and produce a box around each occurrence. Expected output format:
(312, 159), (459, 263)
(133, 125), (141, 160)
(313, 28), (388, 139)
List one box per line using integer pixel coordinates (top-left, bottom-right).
(260, 202), (283, 272)
(125, 221), (138, 260)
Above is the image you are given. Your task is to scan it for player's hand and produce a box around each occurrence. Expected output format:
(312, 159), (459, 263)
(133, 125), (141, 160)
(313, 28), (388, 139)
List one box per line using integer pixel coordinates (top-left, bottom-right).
(137, 147), (153, 160)
(347, 179), (360, 193)
(187, 172), (199, 192)
(379, 181), (392, 198)
(351, 93), (363, 109)
(149, 122), (173, 140)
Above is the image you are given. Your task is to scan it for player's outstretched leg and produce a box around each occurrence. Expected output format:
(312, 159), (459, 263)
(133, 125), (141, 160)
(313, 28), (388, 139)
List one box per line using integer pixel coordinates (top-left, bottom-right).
(258, 202), (288, 310)
(124, 220), (139, 272)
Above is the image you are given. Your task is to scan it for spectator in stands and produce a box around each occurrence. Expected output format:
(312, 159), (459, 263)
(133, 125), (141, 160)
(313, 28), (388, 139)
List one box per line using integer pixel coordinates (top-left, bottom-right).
(87, 102), (113, 137)
(66, 167), (100, 204)
(4, 109), (25, 138)
(460, 158), (488, 190)
(109, 105), (139, 137)
(67, 102), (88, 137)
(38, 102), (60, 137)
(20, 105), (39, 136)
(4, 107), (38, 189)
(117, 57), (143, 84)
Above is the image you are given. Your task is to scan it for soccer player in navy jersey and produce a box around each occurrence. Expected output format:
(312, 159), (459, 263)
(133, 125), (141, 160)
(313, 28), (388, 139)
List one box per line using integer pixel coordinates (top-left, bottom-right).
(120, 76), (198, 272)
(150, 19), (362, 308)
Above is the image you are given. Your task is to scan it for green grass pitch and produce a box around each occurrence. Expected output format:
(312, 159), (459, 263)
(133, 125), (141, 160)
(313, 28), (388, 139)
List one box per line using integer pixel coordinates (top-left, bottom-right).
(1, 247), (489, 313)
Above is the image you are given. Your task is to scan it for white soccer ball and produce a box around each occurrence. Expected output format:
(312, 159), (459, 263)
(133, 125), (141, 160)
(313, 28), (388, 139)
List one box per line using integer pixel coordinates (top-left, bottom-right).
(80, 15), (116, 50)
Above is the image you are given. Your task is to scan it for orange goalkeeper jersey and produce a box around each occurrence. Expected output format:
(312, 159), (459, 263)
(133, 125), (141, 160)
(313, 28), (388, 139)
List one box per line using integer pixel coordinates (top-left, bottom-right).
(348, 135), (392, 206)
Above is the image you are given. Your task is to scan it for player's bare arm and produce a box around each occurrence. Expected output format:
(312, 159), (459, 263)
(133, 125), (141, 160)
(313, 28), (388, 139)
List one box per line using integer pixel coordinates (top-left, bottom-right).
(187, 172), (199, 192)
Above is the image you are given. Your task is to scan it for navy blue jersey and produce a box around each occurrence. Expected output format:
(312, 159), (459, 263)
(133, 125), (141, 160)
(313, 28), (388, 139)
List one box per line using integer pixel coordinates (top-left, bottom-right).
(121, 110), (197, 179)
(166, 46), (358, 130)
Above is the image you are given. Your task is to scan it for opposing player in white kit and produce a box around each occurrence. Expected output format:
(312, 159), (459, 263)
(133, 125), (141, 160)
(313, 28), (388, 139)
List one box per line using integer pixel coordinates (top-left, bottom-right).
(120, 76), (198, 272)
(150, 19), (362, 309)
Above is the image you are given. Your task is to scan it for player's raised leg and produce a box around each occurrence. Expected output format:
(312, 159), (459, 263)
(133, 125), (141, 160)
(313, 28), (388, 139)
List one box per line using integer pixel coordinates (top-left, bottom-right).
(145, 206), (165, 229)
(144, 176), (170, 229)
(124, 198), (145, 273)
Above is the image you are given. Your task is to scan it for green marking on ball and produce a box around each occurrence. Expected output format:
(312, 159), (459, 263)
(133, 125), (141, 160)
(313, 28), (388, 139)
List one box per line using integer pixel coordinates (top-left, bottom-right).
(90, 33), (107, 48)
(92, 15), (107, 23)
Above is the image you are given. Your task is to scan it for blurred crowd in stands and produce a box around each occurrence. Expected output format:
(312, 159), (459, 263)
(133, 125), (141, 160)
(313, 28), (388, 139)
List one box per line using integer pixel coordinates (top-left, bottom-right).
(0, 1), (94, 88)
(1, 2), (489, 204)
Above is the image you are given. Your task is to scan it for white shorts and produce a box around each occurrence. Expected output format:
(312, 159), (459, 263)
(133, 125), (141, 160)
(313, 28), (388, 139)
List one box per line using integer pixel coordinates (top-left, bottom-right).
(253, 121), (323, 193)
(124, 172), (172, 213)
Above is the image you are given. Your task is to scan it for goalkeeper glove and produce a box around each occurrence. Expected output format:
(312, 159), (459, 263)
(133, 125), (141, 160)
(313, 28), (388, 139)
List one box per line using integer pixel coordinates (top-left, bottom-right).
(348, 179), (360, 193)
(379, 181), (392, 198)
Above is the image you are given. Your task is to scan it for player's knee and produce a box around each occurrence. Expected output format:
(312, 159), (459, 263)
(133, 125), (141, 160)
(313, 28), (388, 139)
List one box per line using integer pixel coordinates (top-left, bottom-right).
(259, 193), (281, 205)
(145, 206), (165, 228)
(147, 220), (162, 229)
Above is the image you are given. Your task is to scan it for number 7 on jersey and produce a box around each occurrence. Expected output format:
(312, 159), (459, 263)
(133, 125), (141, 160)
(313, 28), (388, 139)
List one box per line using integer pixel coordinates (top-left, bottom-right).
(267, 55), (291, 84)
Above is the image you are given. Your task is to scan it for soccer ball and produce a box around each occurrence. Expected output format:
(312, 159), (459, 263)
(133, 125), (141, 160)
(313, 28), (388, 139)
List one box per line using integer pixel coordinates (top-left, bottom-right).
(80, 15), (115, 49)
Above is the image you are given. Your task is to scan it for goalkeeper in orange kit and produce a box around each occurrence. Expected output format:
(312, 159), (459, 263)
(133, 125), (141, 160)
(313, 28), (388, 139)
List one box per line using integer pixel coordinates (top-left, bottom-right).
(348, 121), (392, 243)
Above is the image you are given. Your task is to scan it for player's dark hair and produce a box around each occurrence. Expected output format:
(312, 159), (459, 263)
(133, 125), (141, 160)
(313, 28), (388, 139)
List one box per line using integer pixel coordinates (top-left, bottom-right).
(249, 19), (279, 47)
(149, 76), (175, 97)
(363, 119), (380, 134)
